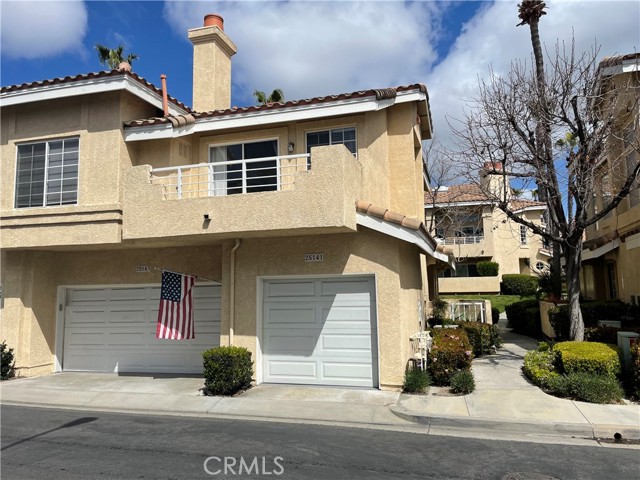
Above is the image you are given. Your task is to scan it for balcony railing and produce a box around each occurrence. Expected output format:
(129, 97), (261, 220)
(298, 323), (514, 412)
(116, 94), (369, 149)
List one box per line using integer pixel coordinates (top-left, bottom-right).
(150, 153), (310, 200)
(443, 235), (484, 245)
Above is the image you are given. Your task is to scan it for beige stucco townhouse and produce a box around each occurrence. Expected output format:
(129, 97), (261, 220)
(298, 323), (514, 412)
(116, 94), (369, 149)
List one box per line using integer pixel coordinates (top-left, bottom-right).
(0, 15), (453, 389)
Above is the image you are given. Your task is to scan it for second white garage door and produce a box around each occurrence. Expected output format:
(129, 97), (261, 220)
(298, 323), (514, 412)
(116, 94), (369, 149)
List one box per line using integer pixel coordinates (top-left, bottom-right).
(262, 277), (378, 387)
(63, 284), (221, 374)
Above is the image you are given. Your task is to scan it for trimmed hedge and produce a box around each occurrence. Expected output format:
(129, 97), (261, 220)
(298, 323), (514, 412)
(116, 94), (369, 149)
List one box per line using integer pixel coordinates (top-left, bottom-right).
(455, 321), (502, 356)
(477, 261), (499, 277)
(585, 325), (620, 345)
(523, 349), (560, 389)
(428, 328), (473, 386)
(491, 307), (500, 325)
(554, 341), (621, 378)
(500, 274), (539, 296)
(505, 299), (541, 338)
(550, 301), (638, 340)
(202, 346), (253, 396)
(547, 373), (624, 404)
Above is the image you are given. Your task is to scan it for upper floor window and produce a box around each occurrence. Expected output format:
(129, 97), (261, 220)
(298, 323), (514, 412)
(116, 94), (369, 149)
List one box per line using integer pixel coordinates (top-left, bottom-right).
(15, 138), (79, 208)
(520, 225), (527, 245)
(306, 127), (357, 156)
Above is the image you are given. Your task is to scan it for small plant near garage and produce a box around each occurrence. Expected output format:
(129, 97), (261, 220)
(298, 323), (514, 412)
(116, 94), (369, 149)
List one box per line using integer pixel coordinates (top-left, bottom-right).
(202, 346), (253, 396)
(402, 367), (431, 394)
(1, 341), (15, 380)
(428, 329), (473, 386)
(427, 298), (450, 327)
(522, 341), (624, 404)
(449, 370), (475, 395)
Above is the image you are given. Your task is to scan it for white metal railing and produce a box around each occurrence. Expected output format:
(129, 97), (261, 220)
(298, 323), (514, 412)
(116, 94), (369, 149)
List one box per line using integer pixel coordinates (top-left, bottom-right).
(443, 235), (484, 245)
(150, 153), (311, 200)
(449, 301), (486, 323)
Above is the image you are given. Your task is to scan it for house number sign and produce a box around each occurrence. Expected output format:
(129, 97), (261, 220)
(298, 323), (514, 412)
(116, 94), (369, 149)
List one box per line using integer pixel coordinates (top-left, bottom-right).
(135, 265), (151, 273)
(304, 254), (324, 262)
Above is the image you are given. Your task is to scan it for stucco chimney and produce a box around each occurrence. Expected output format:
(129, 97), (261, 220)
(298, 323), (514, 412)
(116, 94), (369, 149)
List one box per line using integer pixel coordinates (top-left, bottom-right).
(188, 14), (237, 112)
(480, 162), (509, 199)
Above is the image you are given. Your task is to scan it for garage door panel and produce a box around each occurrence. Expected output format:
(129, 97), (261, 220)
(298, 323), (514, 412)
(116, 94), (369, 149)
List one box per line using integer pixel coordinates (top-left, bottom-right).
(267, 281), (315, 297)
(265, 332), (316, 354)
(262, 277), (377, 387)
(63, 285), (221, 374)
(266, 360), (317, 379)
(264, 306), (316, 326)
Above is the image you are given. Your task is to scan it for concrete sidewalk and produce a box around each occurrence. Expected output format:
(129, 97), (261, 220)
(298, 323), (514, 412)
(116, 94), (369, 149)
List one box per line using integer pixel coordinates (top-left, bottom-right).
(391, 324), (640, 441)
(2, 321), (639, 443)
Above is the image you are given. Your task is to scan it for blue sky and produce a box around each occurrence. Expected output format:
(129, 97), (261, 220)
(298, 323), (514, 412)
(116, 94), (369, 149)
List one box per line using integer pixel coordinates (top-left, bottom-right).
(1, 0), (638, 150)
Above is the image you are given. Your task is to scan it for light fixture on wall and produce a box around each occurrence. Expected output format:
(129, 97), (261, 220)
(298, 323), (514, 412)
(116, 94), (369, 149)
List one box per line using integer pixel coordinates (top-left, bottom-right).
(288, 141), (295, 153)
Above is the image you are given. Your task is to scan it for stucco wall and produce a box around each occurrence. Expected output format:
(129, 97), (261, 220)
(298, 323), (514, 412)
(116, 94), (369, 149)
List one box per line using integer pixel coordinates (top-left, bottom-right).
(123, 144), (362, 240)
(226, 228), (423, 389)
(1, 245), (223, 377)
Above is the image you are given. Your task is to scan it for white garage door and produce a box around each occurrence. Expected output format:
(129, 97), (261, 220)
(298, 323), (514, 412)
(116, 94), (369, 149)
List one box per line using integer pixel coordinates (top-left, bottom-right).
(63, 284), (221, 374)
(262, 277), (378, 387)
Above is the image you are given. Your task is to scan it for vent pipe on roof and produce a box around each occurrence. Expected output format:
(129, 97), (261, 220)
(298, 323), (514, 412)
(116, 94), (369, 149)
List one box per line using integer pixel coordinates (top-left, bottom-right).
(160, 74), (169, 117)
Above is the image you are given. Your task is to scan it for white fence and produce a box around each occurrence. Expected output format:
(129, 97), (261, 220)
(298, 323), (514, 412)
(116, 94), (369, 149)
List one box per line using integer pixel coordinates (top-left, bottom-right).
(150, 153), (310, 200)
(449, 301), (486, 323)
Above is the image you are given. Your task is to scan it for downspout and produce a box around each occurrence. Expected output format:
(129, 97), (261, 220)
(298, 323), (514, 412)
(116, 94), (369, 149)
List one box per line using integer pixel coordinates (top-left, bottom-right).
(229, 239), (241, 346)
(160, 74), (169, 116)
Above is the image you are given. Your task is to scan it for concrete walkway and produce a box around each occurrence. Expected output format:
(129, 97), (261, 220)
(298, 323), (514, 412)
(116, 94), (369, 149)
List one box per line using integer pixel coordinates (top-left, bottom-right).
(392, 324), (640, 441)
(2, 320), (639, 442)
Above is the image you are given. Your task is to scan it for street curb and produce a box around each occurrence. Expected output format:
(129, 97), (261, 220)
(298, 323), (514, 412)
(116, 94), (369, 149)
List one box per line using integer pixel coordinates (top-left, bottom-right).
(389, 405), (640, 441)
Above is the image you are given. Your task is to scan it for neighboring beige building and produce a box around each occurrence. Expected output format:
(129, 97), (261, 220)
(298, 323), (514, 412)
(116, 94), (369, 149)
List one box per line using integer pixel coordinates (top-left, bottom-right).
(0, 15), (453, 389)
(581, 53), (640, 304)
(425, 163), (547, 294)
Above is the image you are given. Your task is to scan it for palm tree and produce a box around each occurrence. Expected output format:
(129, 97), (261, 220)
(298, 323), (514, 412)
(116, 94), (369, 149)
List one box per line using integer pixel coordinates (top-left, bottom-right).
(95, 43), (138, 70)
(253, 89), (285, 105)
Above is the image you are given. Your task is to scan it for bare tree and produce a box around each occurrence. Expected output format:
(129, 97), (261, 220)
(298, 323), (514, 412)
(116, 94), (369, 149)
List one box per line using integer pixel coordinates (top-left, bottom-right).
(449, 38), (640, 340)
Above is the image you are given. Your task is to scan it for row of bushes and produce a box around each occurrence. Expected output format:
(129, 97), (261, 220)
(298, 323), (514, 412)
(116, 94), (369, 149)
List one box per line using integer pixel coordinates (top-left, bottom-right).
(549, 301), (640, 340)
(454, 321), (502, 356)
(505, 299), (541, 337)
(500, 274), (539, 296)
(523, 341), (624, 403)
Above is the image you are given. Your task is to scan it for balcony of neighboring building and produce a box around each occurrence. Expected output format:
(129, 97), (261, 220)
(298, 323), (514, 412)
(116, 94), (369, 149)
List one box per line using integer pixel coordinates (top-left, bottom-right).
(122, 144), (362, 242)
(437, 262), (500, 294)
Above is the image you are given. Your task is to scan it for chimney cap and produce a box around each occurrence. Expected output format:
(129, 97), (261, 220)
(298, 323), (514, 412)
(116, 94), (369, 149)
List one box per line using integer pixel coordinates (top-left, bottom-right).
(483, 161), (503, 172)
(204, 14), (224, 30)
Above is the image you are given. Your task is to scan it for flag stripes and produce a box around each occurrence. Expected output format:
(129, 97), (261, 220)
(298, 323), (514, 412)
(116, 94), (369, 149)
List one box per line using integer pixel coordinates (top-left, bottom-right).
(156, 271), (196, 340)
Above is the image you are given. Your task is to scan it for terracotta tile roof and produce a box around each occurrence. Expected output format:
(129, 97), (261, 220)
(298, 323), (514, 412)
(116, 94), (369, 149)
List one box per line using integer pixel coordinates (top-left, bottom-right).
(510, 199), (546, 211)
(355, 200), (454, 258)
(123, 84), (429, 128)
(598, 52), (640, 69)
(424, 184), (489, 204)
(1, 69), (192, 112)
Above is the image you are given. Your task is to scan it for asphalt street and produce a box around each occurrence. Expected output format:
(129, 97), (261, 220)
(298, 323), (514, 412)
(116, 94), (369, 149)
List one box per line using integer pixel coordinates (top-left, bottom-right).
(1, 405), (638, 480)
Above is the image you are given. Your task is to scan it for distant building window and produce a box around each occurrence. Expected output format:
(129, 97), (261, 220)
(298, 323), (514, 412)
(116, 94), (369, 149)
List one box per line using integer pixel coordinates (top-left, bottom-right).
(307, 127), (357, 156)
(439, 263), (479, 278)
(520, 225), (527, 245)
(626, 151), (640, 208)
(15, 138), (79, 208)
(535, 262), (547, 272)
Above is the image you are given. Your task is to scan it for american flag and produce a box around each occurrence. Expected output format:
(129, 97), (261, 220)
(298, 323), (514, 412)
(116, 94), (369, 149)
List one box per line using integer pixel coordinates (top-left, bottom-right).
(156, 271), (196, 340)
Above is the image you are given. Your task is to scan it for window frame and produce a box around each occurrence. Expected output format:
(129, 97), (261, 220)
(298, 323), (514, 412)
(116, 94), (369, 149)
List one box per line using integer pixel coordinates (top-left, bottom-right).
(519, 225), (528, 245)
(14, 137), (80, 209)
(305, 126), (358, 158)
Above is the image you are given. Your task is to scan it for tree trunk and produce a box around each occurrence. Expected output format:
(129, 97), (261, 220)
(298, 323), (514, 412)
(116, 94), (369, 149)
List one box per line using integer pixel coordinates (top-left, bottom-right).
(565, 241), (584, 341)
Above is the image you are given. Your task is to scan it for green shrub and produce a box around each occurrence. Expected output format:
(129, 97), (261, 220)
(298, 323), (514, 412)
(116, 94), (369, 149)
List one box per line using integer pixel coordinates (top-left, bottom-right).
(585, 325), (620, 345)
(1, 341), (15, 380)
(449, 370), (475, 394)
(477, 261), (499, 277)
(501, 274), (539, 296)
(548, 372), (624, 404)
(551, 301), (634, 341)
(537, 341), (551, 352)
(630, 341), (640, 399)
(455, 322), (501, 357)
(523, 350), (559, 389)
(202, 346), (253, 396)
(403, 368), (431, 393)
(431, 298), (449, 322)
(491, 307), (500, 325)
(505, 299), (541, 337)
(554, 341), (621, 378)
(428, 329), (473, 386)
(548, 305), (570, 340)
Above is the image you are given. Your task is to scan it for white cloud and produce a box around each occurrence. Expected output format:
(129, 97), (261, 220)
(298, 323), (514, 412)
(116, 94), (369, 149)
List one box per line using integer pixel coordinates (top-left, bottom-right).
(163, 0), (442, 103)
(426, 0), (640, 149)
(0, 0), (88, 59)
